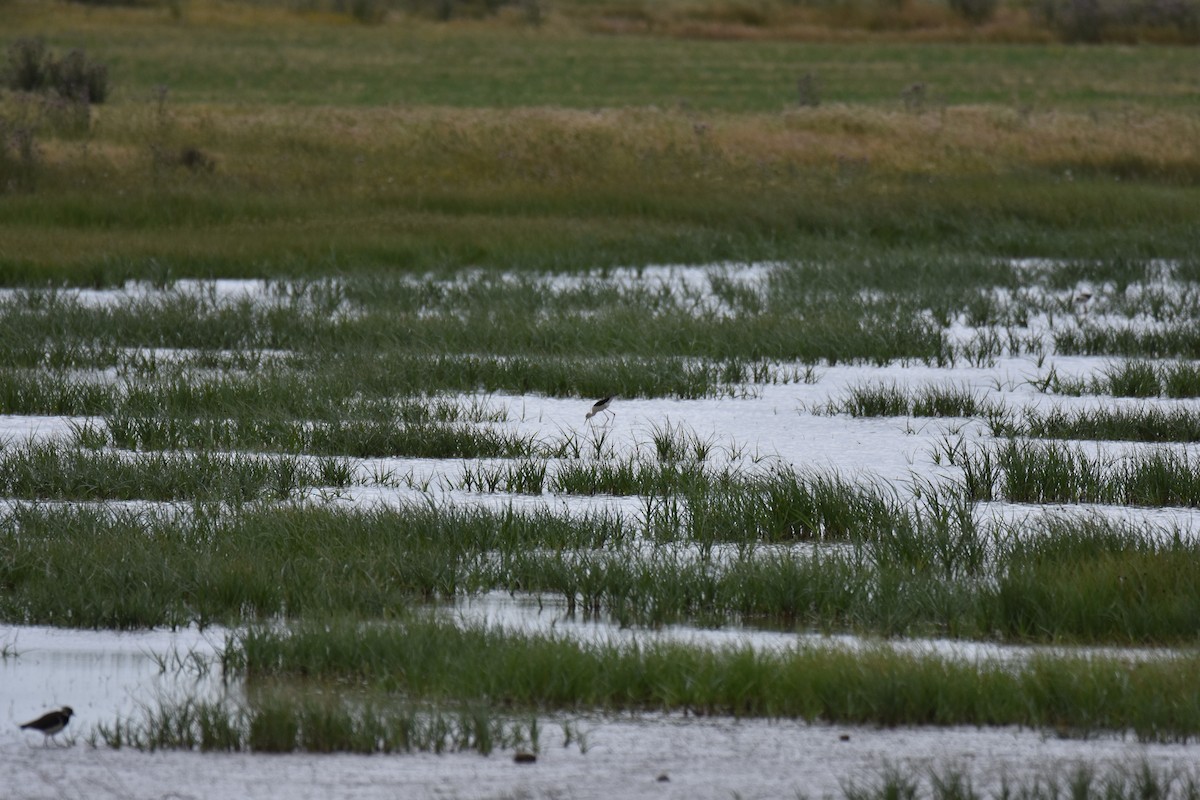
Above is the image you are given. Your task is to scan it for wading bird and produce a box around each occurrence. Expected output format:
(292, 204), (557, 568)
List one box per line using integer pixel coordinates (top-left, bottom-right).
(20, 706), (73, 744)
(585, 396), (615, 422)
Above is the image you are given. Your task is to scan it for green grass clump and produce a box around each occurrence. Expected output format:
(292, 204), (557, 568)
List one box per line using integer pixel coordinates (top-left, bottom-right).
(92, 693), (538, 756)
(1104, 360), (1164, 397)
(0, 368), (116, 415)
(827, 382), (994, 418)
(1047, 360), (1200, 399)
(229, 618), (1200, 741)
(101, 414), (537, 459)
(994, 405), (1200, 443)
(0, 439), (348, 503)
(676, 468), (909, 545)
(987, 516), (1200, 643)
(954, 439), (1200, 507)
(845, 761), (1200, 800)
(1055, 326), (1200, 360)
(460, 454), (912, 548)
(547, 457), (714, 498)
(0, 503), (628, 628)
(1162, 362), (1200, 397)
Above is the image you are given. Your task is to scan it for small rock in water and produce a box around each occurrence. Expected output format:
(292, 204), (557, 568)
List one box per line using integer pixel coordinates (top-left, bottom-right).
(513, 751), (537, 764)
(839, 734), (851, 742)
(656, 772), (671, 782)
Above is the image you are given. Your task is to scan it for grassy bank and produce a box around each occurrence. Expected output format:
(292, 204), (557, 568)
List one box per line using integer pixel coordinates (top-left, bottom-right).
(2, 4), (1199, 277)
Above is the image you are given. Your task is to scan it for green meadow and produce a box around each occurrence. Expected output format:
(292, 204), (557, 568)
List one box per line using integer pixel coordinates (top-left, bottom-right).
(2, 1), (1199, 279)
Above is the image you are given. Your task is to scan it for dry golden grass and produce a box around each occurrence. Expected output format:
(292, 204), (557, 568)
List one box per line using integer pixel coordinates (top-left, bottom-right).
(2, 0), (1192, 44)
(46, 102), (1199, 188)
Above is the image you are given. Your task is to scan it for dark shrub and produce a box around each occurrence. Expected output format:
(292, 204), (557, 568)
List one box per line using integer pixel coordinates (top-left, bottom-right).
(5, 38), (49, 93)
(4, 38), (109, 104)
(46, 49), (109, 103)
(948, 0), (1000, 23)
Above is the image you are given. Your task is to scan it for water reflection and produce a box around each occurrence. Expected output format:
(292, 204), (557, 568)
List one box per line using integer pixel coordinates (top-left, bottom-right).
(440, 590), (1192, 665)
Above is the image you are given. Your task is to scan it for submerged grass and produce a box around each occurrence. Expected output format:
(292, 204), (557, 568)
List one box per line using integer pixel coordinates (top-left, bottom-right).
(0, 276), (949, 369)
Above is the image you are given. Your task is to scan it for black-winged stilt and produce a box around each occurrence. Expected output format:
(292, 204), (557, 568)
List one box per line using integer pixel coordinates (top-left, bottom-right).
(585, 396), (615, 422)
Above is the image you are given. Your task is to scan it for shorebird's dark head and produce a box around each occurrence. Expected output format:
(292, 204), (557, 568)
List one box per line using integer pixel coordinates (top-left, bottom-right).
(60, 707), (74, 719)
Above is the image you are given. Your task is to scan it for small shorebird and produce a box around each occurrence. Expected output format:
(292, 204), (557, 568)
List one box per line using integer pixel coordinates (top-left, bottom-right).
(585, 395), (615, 422)
(1073, 290), (1093, 315)
(20, 706), (73, 744)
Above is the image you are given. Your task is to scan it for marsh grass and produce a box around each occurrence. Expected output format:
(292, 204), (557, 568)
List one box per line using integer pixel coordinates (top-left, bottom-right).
(0, 289), (785, 397)
(6, 1), (1200, 759)
(1045, 360), (1200, 399)
(549, 457), (716, 498)
(673, 468), (908, 545)
(989, 515), (1200, 642)
(11, 267), (1200, 398)
(229, 618), (1200, 740)
(0, 367), (116, 415)
(0, 438), (347, 503)
(1056, 326), (1200, 360)
(4, 105), (1200, 278)
(827, 382), (995, 418)
(92, 693), (538, 755)
(459, 458), (549, 494)
(2, 4), (1199, 278)
(456, 454), (912, 548)
(0, 275), (950, 367)
(961, 439), (1200, 507)
(100, 414), (538, 459)
(0, 503), (628, 627)
(845, 761), (1200, 800)
(993, 405), (1200, 443)
(5, 499), (1200, 640)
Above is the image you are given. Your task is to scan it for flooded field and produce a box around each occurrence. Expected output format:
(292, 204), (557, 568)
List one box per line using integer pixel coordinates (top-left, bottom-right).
(5, 260), (1200, 798)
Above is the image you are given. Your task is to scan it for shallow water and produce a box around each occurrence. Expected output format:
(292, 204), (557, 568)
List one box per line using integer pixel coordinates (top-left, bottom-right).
(2, 615), (1196, 800)
(4, 714), (1199, 800)
(0, 624), (236, 745)
(440, 590), (1194, 665)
